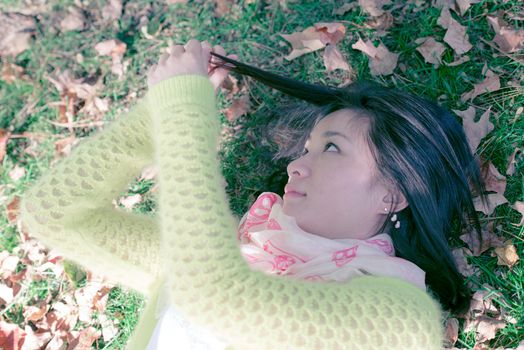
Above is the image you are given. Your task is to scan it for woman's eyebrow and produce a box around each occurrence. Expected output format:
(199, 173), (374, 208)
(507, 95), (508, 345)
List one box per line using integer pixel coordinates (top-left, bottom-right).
(307, 131), (351, 142)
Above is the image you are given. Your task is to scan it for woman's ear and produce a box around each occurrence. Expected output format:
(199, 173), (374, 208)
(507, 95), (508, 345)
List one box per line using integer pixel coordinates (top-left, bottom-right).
(381, 190), (409, 212)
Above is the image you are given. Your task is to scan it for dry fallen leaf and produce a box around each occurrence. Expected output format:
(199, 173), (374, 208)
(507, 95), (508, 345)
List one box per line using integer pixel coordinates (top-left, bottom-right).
(479, 158), (507, 195)
(358, 0), (392, 17)
(332, 2), (358, 16)
(1, 62), (29, 83)
(60, 6), (86, 32)
(451, 247), (479, 278)
(511, 201), (524, 226)
(461, 69), (501, 102)
(473, 192), (508, 215)
(101, 0), (122, 22)
(225, 93), (251, 123)
(443, 317), (459, 348)
(323, 44), (351, 72)
(467, 315), (507, 343)
(487, 15), (524, 53)
(492, 241), (519, 268)
(119, 193), (142, 210)
(438, 7), (472, 55)
(453, 106), (494, 153)
(445, 55), (470, 66)
(0, 12), (36, 57)
(280, 22), (346, 61)
(94, 39), (128, 79)
(351, 38), (399, 76)
(459, 221), (505, 256)
(415, 37), (447, 68)
(506, 146), (522, 176)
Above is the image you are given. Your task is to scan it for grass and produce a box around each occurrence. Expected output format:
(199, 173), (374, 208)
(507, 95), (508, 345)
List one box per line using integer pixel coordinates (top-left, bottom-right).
(0, 0), (523, 348)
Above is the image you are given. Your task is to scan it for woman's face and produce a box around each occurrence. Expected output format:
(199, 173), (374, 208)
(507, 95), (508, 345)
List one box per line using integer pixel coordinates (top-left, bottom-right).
(282, 108), (407, 240)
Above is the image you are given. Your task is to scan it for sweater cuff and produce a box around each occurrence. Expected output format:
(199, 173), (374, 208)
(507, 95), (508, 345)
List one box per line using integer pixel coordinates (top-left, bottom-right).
(145, 74), (215, 114)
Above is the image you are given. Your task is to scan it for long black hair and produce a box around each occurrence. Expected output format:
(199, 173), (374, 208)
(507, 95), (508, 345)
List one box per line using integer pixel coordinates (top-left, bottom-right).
(210, 51), (489, 316)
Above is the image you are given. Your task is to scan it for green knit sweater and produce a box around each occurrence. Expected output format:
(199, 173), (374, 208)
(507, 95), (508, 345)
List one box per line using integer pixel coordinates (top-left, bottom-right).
(19, 75), (445, 349)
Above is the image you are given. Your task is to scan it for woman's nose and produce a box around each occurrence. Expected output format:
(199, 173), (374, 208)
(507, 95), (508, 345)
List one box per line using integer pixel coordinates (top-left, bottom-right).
(287, 158), (309, 178)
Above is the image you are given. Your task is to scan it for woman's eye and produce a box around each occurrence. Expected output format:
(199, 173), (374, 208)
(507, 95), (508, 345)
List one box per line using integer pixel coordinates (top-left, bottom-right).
(325, 142), (339, 152)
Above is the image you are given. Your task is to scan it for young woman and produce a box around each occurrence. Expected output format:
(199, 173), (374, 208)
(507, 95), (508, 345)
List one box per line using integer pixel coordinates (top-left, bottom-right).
(20, 39), (486, 349)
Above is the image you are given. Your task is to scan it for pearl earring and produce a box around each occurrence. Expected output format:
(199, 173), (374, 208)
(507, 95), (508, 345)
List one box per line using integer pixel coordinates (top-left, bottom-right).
(390, 213), (400, 229)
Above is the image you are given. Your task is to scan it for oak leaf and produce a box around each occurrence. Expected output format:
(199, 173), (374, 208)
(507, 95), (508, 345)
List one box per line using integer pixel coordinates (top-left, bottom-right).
(351, 38), (398, 76)
(415, 37), (446, 67)
(60, 6), (86, 32)
(323, 44), (351, 72)
(453, 106), (494, 153)
(0, 12), (36, 57)
(473, 192), (508, 215)
(492, 241), (519, 268)
(280, 22), (346, 61)
(358, 0), (392, 17)
(438, 7), (472, 55)
(487, 15), (524, 53)
(511, 201), (524, 226)
(461, 69), (501, 102)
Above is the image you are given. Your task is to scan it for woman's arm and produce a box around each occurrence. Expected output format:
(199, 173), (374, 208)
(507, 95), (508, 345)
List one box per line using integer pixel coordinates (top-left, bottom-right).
(145, 39), (445, 348)
(19, 100), (162, 297)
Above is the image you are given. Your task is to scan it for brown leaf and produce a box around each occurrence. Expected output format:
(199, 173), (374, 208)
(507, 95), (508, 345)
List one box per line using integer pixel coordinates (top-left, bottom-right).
(453, 106), (494, 153)
(454, 0), (478, 16)
(280, 23), (346, 61)
(23, 303), (49, 322)
(280, 27), (325, 60)
(332, 2), (357, 16)
(461, 69), (501, 102)
(0, 129), (10, 165)
(0, 321), (25, 350)
(323, 44), (351, 72)
(358, 0), (392, 17)
(1, 62), (28, 83)
(65, 326), (101, 350)
(0, 12), (36, 57)
(60, 6), (86, 32)
(314, 23), (346, 45)
(459, 221), (505, 256)
(365, 12), (394, 34)
(351, 38), (378, 57)
(511, 201), (524, 226)
(445, 55), (470, 66)
(102, 0), (122, 22)
(444, 12), (472, 55)
(437, 5), (453, 29)
(451, 247), (478, 277)
(506, 146), (522, 176)
(468, 316), (507, 342)
(479, 158), (507, 195)
(487, 15), (524, 53)
(415, 37), (447, 67)
(443, 317), (459, 348)
(225, 94), (251, 122)
(351, 38), (399, 76)
(492, 241), (519, 268)
(473, 192), (508, 215)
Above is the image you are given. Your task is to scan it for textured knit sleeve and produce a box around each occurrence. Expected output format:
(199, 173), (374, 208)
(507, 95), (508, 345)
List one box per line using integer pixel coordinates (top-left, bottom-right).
(146, 75), (445, 349)
(19, 100), (162, 297)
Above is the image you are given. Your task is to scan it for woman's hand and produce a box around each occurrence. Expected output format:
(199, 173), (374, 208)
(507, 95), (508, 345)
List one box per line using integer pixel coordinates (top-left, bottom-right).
(147, 39), (237, 94)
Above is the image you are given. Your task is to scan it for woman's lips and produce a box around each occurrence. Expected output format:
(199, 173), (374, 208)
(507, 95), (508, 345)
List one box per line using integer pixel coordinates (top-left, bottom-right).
(284, 184), (306, 198)
(284, 191), (306, 199)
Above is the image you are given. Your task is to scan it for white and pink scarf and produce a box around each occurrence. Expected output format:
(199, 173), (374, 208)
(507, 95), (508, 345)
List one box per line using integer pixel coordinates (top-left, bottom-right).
(237, 192), (426, 290)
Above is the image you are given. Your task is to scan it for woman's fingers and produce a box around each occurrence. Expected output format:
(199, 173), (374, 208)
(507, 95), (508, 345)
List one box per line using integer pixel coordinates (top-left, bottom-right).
(170, 45), (185, 56)
(184, 39), (201, 53)
(158, 52), (170, 65)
